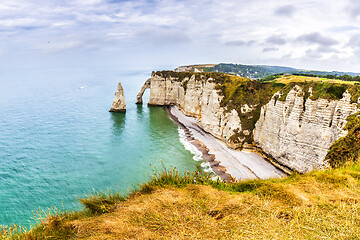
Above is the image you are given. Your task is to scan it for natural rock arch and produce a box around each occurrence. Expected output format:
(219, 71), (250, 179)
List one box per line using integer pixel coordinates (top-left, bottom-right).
(136, 78), (151, 104)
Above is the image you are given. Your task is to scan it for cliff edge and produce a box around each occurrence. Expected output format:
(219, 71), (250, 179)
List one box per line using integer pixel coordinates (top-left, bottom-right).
(137, 71), (360, 172)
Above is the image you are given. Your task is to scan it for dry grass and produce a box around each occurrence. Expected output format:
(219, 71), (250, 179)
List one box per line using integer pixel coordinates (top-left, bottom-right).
(5, 165), (360, 240)
(57, 180), (360, 239)
(274, 75), (357, 85)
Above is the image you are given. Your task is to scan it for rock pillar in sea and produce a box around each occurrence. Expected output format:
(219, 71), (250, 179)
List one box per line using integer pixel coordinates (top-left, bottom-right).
(136, 78), (151, 104)
(109, 82), (126, 112)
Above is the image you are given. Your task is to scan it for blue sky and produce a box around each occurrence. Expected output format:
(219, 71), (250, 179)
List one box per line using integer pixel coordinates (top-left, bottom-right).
(0, 0), (360, 71)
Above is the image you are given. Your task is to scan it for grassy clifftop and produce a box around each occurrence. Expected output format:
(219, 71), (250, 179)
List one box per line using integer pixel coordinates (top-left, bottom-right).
(3, 165), (360, 239)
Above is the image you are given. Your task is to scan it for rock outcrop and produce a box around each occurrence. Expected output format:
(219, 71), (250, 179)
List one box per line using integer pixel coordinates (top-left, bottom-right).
(136, 79), (150, 104)
(137, 71), (359, 172)
(137, 72), (243, 148)
(110, 82), (126, 112)
(253, 86), (358, 173)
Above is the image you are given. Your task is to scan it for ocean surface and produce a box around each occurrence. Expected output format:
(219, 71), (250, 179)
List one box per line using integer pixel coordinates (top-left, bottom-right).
(0, 66), (204, 227)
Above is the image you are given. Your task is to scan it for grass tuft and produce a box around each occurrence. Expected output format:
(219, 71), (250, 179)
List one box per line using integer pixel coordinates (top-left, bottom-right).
(79, 190), (126, 214)
(3, 164), (360, 239)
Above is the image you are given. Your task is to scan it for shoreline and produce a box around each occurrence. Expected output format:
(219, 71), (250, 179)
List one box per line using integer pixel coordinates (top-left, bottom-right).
(165, 106), (232, 181)
(166, 106), (286, 182)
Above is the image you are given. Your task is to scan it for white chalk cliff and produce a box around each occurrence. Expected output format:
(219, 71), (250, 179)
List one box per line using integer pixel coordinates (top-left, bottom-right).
(253, 86), (358, 173)
(110, 82), (126, 112)
(137, 72), (358, 172)
(137, 73), (243, 148)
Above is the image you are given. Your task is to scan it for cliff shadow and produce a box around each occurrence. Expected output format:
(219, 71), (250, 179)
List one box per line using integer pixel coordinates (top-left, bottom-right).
(148, 106), (177, 135)
(110, 112), (126, 136)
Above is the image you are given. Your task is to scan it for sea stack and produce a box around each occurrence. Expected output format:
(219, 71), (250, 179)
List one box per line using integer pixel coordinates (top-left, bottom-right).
(109, 82), (126, 112)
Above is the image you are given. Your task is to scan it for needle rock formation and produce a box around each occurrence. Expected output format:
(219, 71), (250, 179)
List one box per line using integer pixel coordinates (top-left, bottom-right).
(110, 82), (126, 112)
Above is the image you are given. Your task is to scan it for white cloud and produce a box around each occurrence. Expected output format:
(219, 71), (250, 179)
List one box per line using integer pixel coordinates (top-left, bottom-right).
(0, 18), (37, 27)
(36, 40), (83, 53)
(274, 5), (297, 17)
(0, 0), (358, 71)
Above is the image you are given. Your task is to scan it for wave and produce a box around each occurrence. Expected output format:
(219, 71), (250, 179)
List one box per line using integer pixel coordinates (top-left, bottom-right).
(177, 127), (214, 174)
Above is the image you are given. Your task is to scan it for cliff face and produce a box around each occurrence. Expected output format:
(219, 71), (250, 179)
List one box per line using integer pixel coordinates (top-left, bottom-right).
(138, 73), (243, 148)
(253, 86), (358, 173)
(137, 72), (359, 172)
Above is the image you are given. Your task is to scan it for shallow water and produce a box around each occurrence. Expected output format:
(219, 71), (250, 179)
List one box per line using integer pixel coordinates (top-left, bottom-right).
(0, 66), (201, 227)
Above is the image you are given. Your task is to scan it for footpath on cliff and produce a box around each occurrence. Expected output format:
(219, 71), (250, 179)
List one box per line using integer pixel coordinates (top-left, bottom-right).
(167, 106), (286, 181)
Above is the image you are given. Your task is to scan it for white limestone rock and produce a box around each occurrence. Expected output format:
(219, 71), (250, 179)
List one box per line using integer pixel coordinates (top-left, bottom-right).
(136, 78), (150, 104)
(139, 72), (244, 148)
(110, 82), (126, 112)
(253, 87), (358, 173)
(137, 73), (359, 172)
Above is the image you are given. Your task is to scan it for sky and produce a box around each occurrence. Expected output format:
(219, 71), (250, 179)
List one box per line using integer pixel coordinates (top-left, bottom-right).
(0, 0), (359, 72)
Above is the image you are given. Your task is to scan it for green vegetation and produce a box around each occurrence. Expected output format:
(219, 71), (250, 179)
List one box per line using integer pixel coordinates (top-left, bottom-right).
(153, 70), (231, 84)
(258, 73), (284, 82)
(293, 72), (360, 82)
(261, 74), (360, 85)
(3, 164), (360, 239)
(276, 81), (348, 102)
(326, 113), (360, 168)
(215, 75), (285, 144)
(196, 63), (360, 80)
(203, 63), (275, 79)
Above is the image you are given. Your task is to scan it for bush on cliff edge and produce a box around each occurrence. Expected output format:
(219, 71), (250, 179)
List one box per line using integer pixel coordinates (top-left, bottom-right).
(326, 113), (360, 168)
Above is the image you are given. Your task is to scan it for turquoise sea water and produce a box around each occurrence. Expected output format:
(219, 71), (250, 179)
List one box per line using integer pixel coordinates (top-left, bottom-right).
(0, 66), (202, 227)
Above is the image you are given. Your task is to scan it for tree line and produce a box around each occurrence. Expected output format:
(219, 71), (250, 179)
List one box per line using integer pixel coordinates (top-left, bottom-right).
(260, 73), (360, 83)
(292, 73), (360, 82)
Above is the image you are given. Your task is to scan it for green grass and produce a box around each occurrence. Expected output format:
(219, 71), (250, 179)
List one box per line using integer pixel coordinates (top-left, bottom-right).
(326, 113), (360, 168)
(3, 163), (360, 239)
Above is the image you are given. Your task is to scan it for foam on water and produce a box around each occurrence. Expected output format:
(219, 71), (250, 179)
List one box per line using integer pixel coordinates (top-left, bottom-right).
(177, 127), (215, 174)
(178, 127), (203, 162)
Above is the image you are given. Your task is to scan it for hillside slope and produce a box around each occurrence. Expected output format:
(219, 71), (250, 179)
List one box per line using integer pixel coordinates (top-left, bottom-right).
(5, 165), (360, 239)
(191, 63), (360, 79)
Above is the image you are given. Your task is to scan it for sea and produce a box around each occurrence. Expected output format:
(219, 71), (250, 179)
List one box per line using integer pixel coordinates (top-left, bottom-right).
(0, 65), (205, 228)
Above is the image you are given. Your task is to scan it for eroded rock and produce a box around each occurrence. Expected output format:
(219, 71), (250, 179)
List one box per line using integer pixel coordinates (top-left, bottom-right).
(253, 87), (358, 173)
(110, 82), (126, 112)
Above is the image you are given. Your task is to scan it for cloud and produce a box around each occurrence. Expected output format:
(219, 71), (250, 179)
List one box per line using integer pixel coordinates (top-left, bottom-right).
(305, 49), (322, 59)
(225, 40), (256, 46)
(134, 26), (190, 45)
(37, 40), (83, 53)
(296, 32), (339, 46)
(348, 34), (360, 48)
(330, 25), (360, 32)
(0, 0), (357, 71)
(347, 0), (360, 18)
(266, 35), (286, 45)
(316, 46), (340, 53)
(274, 5), (296, 17)
(263, 47), (279, 52)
